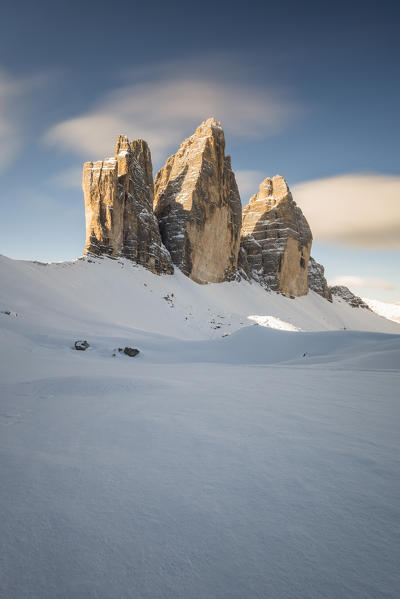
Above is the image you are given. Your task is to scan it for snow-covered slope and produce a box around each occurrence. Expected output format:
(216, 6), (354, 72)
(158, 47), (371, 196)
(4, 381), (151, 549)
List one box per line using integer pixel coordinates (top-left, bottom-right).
(363, 297), (400, 324)
(0, 254), (398, 342)
(1, 254), (400, 599)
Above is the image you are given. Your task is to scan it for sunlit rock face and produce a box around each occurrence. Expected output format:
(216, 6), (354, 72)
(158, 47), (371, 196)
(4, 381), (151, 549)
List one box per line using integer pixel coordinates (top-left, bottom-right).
(330, 286), (370, 309)
(240, 175), (312, 296)
(153, 118), (242, 284)
(82, 136), (173, 274)
(308, 257), (332, 301)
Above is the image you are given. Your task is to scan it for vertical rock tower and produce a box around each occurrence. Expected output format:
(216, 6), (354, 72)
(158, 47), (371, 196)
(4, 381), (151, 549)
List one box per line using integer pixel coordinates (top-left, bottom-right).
(82, 136), (173, 274)
(153, 118), (242, 284)
(240, 175), (312, 296)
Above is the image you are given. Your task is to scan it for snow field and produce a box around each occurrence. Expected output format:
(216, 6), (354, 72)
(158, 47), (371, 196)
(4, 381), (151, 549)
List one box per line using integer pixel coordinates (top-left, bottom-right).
(1, 254), (399, 598)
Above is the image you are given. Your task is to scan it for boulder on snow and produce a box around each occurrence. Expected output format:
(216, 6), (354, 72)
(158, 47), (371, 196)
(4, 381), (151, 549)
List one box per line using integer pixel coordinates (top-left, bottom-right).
(123, 347), (140, 357)
(74, 340), (90, 351)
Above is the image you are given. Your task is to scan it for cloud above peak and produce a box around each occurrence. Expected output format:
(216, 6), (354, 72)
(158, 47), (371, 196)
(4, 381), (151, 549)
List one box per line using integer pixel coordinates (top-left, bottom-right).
(293, 174), (400, 248)
(329, 275), (396, 291)
(44, 60), (299, 165)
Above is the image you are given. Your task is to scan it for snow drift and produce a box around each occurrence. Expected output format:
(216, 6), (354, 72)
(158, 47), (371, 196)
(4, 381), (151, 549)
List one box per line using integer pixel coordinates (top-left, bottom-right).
(1, 254), (399, 599)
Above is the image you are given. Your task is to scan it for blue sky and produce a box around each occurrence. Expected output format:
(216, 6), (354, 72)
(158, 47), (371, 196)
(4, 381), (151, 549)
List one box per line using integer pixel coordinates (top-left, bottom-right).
(0, 0), (399, 301)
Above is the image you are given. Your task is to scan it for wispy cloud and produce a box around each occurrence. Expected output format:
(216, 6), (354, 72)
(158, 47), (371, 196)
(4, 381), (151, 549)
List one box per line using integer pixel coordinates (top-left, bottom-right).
(44, 57), (300, 166)
(48, 166), (82, 189)
(0, 68), (48, 172)
(0, 70), (28, 171)
(293, 174), (400, 248)
(329, 275), (395, 291)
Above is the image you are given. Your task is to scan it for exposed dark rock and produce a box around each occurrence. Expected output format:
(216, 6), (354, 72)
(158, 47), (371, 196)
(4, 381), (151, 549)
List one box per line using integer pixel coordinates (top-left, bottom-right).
(75, 340), (90, 351)
(123, 347), (140, 357)
(330, 286), (370, 309)
(308, 257), (332, 301)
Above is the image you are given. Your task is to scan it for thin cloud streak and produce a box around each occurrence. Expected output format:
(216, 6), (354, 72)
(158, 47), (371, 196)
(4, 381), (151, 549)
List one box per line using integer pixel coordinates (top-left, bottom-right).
(329, 275), (396, 291)
(0, 69), (31, 172)
(0, 67), (52, 173)
(293, 174), (400, 248)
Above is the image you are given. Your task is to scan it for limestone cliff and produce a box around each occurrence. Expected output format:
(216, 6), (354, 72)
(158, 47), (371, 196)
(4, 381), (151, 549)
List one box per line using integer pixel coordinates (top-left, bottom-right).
(153, 118), (242, 284)
(308, 257), (332, 301)
(83, 136), (173, 274)
(240, 175), (312, 296)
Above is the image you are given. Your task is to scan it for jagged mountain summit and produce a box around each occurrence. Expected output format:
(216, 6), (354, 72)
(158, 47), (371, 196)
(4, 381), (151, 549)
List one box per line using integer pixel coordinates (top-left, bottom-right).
(240, 175), (312, 297)
(154, 118), (242, 284)
(83, 135), (173, 274)
(79, 118), (364, 307)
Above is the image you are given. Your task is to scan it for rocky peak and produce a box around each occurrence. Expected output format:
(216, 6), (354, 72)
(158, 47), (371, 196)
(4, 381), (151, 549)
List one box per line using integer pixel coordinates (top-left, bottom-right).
(82, 136), (173, 274)
(193, 117), (223, 137)
(80, 126), (336, 297)
(240, 175), (312, 296)
(153, 119), (242, 284)
(256, 174), (291, 205)
(330, 286), (370, 309)
(114, 134), (131, 155)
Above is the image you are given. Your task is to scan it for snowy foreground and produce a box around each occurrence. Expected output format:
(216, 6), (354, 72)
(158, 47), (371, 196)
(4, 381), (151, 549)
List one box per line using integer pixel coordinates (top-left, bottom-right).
(1, 255), (400, 599)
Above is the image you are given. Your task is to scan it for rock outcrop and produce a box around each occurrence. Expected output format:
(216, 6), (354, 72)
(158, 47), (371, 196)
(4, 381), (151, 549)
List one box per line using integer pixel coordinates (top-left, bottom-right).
(83, 136), (173, 274)
(80, 126), (336, 299)
(74, 340), (90, 351)
(123, 347), (140, 357)
(240, 175), (312, 296)
(330, 286), (370, 309)
(153, 118), (242, 284)
(308, 257), (332, 301)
